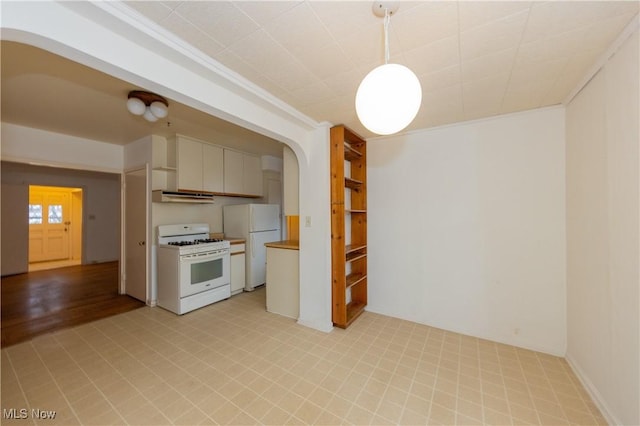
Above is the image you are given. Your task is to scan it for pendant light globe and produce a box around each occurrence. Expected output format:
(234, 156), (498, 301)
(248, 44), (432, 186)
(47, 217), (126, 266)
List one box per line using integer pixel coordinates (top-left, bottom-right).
(355, 63), (422, 135)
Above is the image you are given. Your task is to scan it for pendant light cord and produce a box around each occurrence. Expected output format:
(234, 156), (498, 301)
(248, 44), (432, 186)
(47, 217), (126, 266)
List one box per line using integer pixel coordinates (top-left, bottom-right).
(384, 8), (390, 64)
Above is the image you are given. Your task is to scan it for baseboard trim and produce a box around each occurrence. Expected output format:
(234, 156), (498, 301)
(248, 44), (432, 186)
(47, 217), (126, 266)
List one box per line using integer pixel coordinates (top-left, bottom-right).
(565, 354), (617, 426)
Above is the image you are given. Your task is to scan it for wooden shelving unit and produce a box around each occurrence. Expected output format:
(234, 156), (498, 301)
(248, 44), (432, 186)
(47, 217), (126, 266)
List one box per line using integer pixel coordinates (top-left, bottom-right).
(330, 124), (367, 328)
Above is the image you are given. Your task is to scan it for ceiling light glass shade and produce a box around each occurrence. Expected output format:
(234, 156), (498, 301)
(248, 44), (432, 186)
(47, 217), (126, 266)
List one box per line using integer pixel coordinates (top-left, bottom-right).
(126, 97), (146, 116)
(355, 63), (422, 135)
(149, 101), (168, 118)
(143, 107), (159, 122)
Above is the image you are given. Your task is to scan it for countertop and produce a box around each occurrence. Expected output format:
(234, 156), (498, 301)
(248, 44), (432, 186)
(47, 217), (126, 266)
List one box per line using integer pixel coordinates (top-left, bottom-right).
(264, 240), (299, 250)
(224, 236), (246, 245)
(210, 233), (245, 244)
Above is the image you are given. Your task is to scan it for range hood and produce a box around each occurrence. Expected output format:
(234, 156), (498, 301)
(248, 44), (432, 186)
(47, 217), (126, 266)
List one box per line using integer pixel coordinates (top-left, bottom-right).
(152, 190), (214, 204)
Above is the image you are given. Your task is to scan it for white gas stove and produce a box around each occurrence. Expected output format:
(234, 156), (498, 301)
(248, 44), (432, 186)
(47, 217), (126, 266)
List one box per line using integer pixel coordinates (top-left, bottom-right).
(157, 223), (231, 314)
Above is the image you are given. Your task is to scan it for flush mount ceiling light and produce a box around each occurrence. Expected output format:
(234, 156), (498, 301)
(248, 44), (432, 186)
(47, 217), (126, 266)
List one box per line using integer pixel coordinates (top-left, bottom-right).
(355, 2), (422, 135)
(126, 90), (169, 123)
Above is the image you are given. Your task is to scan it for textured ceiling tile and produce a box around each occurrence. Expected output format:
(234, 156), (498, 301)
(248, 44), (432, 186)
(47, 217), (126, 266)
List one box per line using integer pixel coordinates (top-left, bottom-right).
(287, 81), (336, 108)
(174, 2), (259, 47)
(501, 79), (553, 114)
(213, 49), (260, 84)
(403, 36), (460, 77)
(393, 2), (459, 51)
(160, 2), (182, 12)
(516, 27), (587, 65)
(322, 67), (365, 99)
(462, 72), (510, 118)
(509, 57), (568, 88)
(300, 95), (358, 127)
(226, 29), (322, 93)
(520, 1), (636, 44)
(227, 29), (293, 72)
(265, 2), (334, 59)
(581, 13), (639, 51)
(460, 10), (528, 61)
(295, 42), (353, 81)
(234, 1), (302, 27)
(421, 84), (463, 115)
(160, 12), (225, 58)
(461, 48), (516, 84)
(337, 26), (386, 69)
(123, 1), (174, 23)
(420, 65), (462, 93)
(266, 59), (321, 93)
(458, 1), (532, 32)
(309, 1), (378, 43)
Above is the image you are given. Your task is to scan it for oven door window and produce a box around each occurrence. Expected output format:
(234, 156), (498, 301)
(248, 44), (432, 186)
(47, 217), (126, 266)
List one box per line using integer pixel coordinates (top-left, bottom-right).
(191, 258), (223, 285)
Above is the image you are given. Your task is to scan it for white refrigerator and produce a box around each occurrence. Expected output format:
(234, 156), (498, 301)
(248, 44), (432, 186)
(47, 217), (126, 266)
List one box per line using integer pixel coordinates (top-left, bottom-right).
(223, 204), (281, 291)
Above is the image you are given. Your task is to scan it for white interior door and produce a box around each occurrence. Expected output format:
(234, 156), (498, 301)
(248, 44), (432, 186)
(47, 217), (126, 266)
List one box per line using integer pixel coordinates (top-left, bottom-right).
(125, 168), (147, 302)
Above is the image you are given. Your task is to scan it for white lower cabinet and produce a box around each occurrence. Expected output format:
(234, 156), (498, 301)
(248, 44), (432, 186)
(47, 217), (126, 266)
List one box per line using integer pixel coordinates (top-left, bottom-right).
(230, 242), (246, 295)
(265, 245), (299, 319)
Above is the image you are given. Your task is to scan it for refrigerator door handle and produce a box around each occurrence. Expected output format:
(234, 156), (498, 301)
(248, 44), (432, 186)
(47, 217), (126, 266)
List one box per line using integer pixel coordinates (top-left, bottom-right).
(250, 208), (254, 232)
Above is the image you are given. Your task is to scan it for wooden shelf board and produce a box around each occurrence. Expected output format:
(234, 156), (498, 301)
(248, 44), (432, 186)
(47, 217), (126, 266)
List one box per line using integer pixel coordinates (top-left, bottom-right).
(345, 243), (367, 254)
(345, 177), (363, 190)
(345, 301), (366, 325)
(346, 252), (367, 263)
(344, 143), (363, 161)
(153, 166), (177, 172)
(346, 209), (366, 214)
(346, 272), (366, 289)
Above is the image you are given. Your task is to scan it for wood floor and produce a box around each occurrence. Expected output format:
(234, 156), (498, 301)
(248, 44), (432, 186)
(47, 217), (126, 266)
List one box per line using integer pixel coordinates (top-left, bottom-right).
(1, 261), (145, 348)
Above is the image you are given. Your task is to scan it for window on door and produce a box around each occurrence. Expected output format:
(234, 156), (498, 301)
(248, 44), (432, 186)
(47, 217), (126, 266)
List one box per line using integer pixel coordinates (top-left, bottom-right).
(29, 204), (43, 224)
(28, 203), (64, 224)
(48, 205), (63, 224)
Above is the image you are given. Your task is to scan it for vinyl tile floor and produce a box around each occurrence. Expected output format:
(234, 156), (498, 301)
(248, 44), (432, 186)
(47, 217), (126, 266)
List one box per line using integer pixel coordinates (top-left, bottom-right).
(1, 288), (606, 425)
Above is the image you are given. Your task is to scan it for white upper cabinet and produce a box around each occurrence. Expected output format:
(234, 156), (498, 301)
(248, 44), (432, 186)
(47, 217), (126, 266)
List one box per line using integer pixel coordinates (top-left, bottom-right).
(176, 136), (203, 191)
(159, 134), (263, 197)
(243, 154), (262, 197)
(223, 149), (244, 195)
(175, 135), (223, 193)
(224, 149), (262, 197)
(203, 144), (224, 193)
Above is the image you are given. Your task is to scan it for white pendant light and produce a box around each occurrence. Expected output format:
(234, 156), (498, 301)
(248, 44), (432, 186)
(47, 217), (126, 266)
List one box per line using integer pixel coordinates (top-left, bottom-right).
(355, 3), (422, 135)
(126, 91), (169, 122)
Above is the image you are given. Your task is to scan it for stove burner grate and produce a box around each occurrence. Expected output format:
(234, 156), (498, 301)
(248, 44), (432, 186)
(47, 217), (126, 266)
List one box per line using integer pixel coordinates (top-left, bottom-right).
(167, 238), (223, 246)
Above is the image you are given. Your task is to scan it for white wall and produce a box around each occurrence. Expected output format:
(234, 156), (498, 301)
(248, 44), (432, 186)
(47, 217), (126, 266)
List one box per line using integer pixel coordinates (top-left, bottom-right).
(565, 28), (639, 426)
(367, 107), (567, 355)
(1, 123), (123, 173)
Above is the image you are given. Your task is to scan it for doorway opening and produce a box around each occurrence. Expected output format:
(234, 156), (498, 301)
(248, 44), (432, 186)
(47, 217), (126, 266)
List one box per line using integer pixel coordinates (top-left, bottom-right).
(28, 185), (83, 272)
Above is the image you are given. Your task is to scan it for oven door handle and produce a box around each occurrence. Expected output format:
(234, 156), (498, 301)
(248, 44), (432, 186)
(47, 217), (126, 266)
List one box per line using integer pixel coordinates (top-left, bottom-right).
(181, 250), (228, 262)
